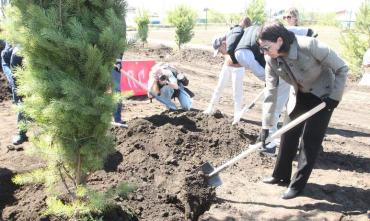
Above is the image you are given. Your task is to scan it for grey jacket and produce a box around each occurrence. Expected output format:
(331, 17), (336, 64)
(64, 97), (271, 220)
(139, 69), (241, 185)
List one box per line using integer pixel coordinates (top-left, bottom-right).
(263, 36), (348, 128)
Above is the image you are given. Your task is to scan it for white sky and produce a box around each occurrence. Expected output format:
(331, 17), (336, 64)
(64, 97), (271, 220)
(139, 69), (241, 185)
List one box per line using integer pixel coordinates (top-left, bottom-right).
(127, 0), (364, 14)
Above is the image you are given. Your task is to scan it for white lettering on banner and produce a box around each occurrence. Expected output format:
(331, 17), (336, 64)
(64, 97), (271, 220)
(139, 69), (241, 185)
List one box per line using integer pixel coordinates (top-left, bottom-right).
(137, 69), (145, 82)
(123, 70), (139, 89)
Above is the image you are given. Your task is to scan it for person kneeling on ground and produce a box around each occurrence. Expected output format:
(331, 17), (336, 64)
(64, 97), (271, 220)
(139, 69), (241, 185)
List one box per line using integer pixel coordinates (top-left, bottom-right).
(147, 63), (193, 111)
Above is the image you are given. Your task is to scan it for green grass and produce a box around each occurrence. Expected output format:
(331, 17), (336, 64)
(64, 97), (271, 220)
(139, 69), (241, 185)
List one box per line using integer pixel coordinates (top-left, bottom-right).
(311, 25), (343, 56)
(147, 25), (344, 56)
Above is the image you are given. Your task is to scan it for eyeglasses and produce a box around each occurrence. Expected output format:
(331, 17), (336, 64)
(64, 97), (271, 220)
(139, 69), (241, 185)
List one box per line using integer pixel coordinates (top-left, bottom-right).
(283, 15), (292, 19)
(259, 44), (271, 54)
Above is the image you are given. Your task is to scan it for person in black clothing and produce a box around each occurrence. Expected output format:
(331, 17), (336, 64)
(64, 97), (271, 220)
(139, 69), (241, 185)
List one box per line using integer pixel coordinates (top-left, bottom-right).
(0, 39), (6, 72)
(1, 43), (27, 145)
(111, 54), (126, 126)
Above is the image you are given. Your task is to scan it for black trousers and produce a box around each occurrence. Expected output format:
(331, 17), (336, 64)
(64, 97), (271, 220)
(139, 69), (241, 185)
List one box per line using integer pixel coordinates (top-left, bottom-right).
(272, 91), (334, 191)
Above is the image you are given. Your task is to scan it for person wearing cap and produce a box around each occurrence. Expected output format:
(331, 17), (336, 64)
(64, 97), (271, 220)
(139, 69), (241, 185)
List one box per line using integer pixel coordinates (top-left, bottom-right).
(203, 18), (247, 124)
(147, 63), (192, 110)
(233, 24), (291, 154)
(283, 7), (316, 37)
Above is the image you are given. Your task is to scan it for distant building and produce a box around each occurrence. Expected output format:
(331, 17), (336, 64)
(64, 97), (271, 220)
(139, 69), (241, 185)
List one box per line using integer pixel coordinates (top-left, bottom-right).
(126, 6), (136, 29)
(336, 10), (355, 28)
(149, 13), (161, 25)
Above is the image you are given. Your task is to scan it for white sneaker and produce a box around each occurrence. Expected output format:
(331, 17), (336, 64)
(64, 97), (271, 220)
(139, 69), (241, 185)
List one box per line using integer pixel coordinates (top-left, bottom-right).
(266, 141), (278, 149)
(111, 122), (128, 128)
(203, 106), (214, 115)
(232, 110), (242, 125)
(232, 117), (240, 125)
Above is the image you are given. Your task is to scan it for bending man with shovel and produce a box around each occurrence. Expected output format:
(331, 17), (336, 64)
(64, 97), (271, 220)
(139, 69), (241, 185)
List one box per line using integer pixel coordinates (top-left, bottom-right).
(258, 22), (348, 199)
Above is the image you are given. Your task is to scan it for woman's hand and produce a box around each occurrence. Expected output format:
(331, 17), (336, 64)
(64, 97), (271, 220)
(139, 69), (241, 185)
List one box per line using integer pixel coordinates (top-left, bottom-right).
(158, 79), (169, 85)
(322, 97), (339, 111)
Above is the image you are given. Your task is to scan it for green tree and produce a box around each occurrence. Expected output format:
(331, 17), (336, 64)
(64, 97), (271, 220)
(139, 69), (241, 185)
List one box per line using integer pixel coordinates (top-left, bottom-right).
(2, 0), (133, 218)
(135, 9), (150, 44)
(208, 9), (226, 23)
(167, 5), (197, 49)
(246, 0), (266, 25)
(340, 0), (370, 78)
(224, 12), (244, 27)
(208, 10), (243, 27)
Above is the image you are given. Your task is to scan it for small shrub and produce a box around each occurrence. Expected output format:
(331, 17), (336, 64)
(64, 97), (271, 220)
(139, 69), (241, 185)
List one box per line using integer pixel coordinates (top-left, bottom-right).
(340, 0), (370, 78)
(135, 10), (150, 44)
(167, 5), (197, 49)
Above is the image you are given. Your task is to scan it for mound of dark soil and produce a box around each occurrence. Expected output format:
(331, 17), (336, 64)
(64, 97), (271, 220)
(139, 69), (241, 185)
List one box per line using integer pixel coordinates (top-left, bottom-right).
(103, 109), (272, 220)
(0, 73), (11, 102)
(1, 110), (273, 221)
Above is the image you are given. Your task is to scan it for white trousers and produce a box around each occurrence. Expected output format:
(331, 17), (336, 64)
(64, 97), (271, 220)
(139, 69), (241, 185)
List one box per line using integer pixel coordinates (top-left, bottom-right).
(268, 79), (291, 139)
(208, 65), (245, 117)
(235, 48), (291, 146)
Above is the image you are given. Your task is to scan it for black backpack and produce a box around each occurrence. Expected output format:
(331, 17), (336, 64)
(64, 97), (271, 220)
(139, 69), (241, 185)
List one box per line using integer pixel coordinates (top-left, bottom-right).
(165, 65), (189, 86)
(226, 25), (244, 64)
(161, 65), (194, 98)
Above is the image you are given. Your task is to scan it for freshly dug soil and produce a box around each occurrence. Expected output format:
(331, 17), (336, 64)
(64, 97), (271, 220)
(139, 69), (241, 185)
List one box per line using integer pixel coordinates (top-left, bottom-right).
(1, 109), (262, 220)
(103, 109), (262, 221)
(0, 73), (11, 102)
(182, 172), (216, 221)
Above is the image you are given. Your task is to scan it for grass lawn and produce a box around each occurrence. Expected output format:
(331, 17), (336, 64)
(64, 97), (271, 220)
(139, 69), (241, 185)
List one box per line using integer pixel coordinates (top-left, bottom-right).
(147, 24), (344, 56)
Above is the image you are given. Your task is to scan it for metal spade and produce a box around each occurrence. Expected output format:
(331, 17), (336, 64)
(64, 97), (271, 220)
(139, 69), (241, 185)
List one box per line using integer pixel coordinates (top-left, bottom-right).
(200, 102), (326, 187)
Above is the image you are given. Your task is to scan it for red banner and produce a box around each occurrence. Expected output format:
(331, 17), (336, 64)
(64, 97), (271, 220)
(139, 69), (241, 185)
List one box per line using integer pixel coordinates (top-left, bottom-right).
(120, 60), (156, 96)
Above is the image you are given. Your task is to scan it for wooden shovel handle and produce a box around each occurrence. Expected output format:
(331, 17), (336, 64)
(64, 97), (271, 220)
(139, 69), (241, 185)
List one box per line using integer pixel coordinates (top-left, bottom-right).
(209, 102), (326, 177)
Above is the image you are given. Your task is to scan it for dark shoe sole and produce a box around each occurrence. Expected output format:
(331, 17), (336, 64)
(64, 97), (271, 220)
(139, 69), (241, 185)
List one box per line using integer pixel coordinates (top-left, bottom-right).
(262, 177), (290, 185)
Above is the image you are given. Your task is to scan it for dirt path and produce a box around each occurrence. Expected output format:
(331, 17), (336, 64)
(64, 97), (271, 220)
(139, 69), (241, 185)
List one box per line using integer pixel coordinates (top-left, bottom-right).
(0, 45), (369, 220)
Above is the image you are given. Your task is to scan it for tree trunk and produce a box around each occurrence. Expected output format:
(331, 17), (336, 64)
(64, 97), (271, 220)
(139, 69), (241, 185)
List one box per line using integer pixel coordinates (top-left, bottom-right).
(75, 150), (81, 186)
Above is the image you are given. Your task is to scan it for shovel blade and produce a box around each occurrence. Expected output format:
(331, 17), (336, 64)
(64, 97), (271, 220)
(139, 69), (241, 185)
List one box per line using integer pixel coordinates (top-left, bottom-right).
(199, 162), (223, 187)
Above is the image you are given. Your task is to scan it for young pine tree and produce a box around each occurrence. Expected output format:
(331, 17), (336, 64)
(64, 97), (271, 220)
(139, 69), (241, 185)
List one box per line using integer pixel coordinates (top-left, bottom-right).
(2, 0), (131, 218)
(135, 10), (150, 44)
(340, 0), (370, 78)
(167, 5), (197, 50)
(246, 0), (266, 25)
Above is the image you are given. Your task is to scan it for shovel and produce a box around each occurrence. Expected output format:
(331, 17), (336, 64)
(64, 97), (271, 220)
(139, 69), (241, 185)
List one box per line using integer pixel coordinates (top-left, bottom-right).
(232, 89), (265, 125)
(120, 70), (157, 98)
(200, 102), (326, 187)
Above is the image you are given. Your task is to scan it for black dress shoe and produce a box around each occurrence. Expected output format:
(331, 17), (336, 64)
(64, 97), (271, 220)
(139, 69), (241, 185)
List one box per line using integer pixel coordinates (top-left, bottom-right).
(12, 133), (28, 145)
(282, 188), (301, 199)
(262, 176), (290, 185)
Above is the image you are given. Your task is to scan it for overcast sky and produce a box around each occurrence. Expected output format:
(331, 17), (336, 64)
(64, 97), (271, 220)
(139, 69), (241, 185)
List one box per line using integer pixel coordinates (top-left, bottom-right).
(126, 0), (364, 14)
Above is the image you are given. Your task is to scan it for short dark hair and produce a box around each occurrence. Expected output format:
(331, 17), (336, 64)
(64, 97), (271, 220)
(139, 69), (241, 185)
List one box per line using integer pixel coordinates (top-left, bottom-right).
(258, 22), (296, 54)
(239, 17), (251, 28)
